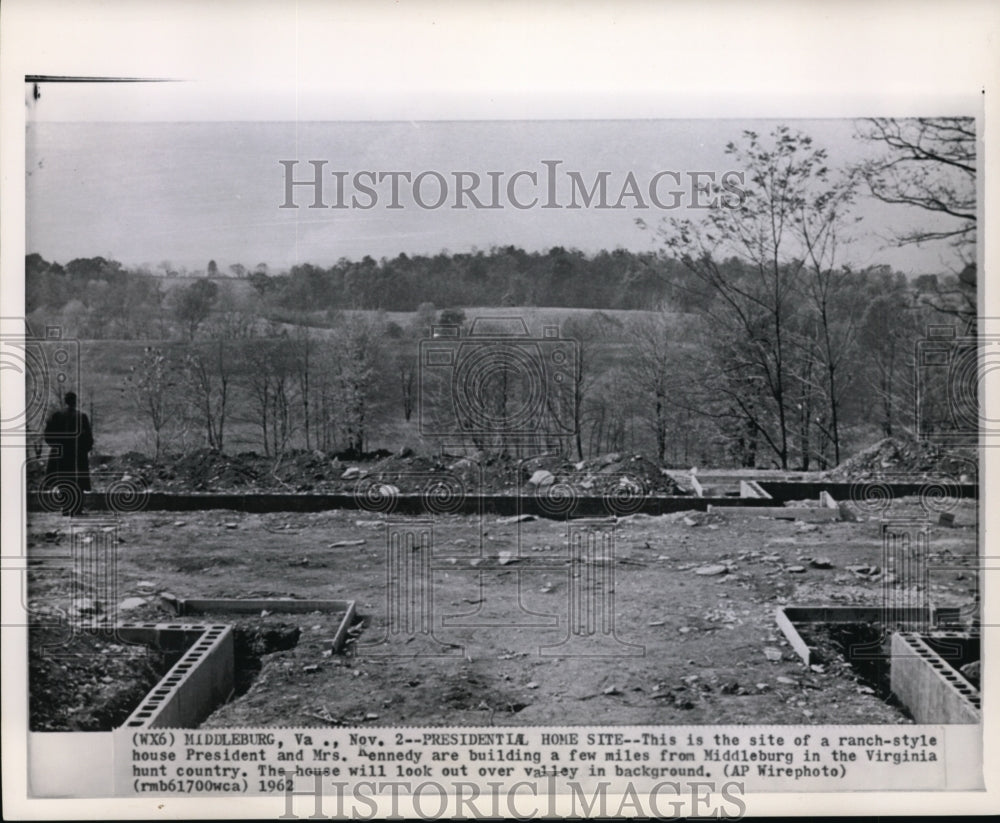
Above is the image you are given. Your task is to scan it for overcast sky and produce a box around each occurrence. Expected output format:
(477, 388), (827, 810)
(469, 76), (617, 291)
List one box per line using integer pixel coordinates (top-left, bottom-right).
(25, 84), (972, 276)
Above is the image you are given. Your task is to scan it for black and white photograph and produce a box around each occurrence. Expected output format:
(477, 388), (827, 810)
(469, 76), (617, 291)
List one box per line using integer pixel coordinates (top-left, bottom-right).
(2, 0), (998, 817)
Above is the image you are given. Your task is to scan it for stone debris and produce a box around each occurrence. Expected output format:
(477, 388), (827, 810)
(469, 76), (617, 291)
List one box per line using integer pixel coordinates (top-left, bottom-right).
(71, 597), (100, 615)
(763, 647), (783, 662)
(694, 564), (728, 576)
(528, 470), (555, 487)
(118, 597), (146, 612)
(960, 660), (980, 687)
(810, 557), (833, 569)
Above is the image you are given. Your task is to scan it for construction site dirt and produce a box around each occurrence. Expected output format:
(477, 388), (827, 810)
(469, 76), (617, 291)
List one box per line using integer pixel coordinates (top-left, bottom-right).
(26, 494), (978, 730)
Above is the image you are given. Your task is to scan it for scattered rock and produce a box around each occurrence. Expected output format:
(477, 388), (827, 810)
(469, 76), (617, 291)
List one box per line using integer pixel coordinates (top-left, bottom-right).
(341, 467), (361, 480)
(224, 522), (238, 530)
(763, 647), (782, 662)
(377, 484), (400, 496)
(498, 514), (536, 524)
(497, 551), (518, 566)
(118, 597), (146, 612)
(776, 676), (798, 686)
(528, 470), (555, 487)
(303, 664), (320, 674)
(960, 660), (980, 687)
(602, 685), (622, 696)
(330, 539), (366, 548)
(71, 598), (100, 615)
(525, 681), (539, 690)
(694, 564), (728, 576)
(786, 565), (807, 573)
(810, 557), (833, 569)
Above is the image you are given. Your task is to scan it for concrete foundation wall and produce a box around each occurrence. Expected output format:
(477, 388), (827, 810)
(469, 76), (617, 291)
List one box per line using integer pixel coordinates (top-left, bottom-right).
(890, 633), (980, 724)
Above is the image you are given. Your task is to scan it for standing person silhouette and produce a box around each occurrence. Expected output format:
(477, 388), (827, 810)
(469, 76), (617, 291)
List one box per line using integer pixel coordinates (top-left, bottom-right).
(43, 392), (93, 516)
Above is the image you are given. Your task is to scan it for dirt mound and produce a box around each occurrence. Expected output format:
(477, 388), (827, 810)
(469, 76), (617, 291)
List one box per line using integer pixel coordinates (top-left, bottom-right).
(34, 447), (687, 496)
(29, 626), (172, 731)
(519, 451), (685, 495)
(822, 436), (976, 482)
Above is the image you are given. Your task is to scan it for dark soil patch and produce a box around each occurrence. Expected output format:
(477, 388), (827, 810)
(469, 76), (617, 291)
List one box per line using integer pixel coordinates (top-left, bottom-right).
(29, 625), (175, 731)
(230, 622), (301, 696)
(795, 622), (908, 712)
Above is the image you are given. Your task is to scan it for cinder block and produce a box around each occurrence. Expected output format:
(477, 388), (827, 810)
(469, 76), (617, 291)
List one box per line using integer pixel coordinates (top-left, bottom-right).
(890, 633), (980, 724)
(118, 623), (235, 730)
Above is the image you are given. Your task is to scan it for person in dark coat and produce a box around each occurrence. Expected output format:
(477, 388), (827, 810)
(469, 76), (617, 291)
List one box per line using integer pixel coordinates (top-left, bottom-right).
(44, 392), (93, 515)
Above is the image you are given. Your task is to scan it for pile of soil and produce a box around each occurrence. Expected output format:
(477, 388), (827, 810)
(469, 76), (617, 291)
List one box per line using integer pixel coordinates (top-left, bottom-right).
(821, 436), (976, 482)
(29, 626), (173, 731)
(31, 447), (685, 496)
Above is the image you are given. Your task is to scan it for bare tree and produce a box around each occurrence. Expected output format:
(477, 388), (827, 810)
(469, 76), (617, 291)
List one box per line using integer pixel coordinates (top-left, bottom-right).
(170, 279), (218, 341)
(245, 338), (297, 458)
(562, 311), (621, 460)
(856, 117), (977, 322)
(181, 339), (230, 451)
(327, 312), (388, 457)
(647, 128), (841, 467)
(121, 346), (177, 458)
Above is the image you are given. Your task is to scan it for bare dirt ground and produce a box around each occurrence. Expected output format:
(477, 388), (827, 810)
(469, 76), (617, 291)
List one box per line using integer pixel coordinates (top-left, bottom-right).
(26, 496), (978, 730)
